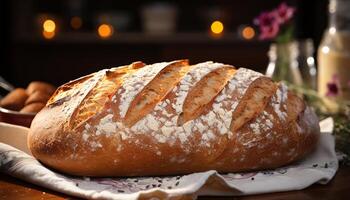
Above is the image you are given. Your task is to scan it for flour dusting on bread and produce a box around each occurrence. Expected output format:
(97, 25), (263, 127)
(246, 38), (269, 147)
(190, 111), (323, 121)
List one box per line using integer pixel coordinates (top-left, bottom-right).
(28, 59), (320, 177)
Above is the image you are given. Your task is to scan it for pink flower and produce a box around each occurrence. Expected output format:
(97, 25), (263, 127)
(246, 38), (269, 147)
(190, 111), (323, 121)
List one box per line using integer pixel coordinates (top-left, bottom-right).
(326, 75), (340, 97)
(254, 11), (277, 27)
(253, 2), (296, 41)
(275, 2), (295, 24)
(254, 12), (280, 40)
(259, 23), (280, 40)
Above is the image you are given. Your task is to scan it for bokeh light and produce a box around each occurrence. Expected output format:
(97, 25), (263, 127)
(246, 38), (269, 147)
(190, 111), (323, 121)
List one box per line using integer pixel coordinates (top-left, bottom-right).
(241, 26), (255, 40)
(98, 24), (114, 38)
(210, 20), (224, 35)
(42, 30), (55, 39)
(43, 19), (56, 33)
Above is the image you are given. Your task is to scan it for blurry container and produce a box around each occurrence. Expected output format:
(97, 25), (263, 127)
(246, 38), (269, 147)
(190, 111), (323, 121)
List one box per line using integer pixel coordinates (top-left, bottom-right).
(65, 0), (86, 31)
(141, 3), (178, 34)
(318, 0), (350, 100)
(265, 42), (302, 85)
(96, 12), (132, 32)
(295, 39), (317, 90)
(0, 107), (35, 127)
(266, 40), (317, 88)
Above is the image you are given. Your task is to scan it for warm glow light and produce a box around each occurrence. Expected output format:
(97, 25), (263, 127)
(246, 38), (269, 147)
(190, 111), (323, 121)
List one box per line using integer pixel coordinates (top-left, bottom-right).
(42, 30), (55, 39)
(98, 24), (114, 38)
(70, 16), (82, 30)
(43, 19), (56, 33)
(210, 20), (224, 35)
(242, 26), (255, 40)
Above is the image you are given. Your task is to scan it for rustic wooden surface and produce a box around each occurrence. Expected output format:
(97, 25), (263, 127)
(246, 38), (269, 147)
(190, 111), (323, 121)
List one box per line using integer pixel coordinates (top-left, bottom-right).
(1, 165), (350, 200)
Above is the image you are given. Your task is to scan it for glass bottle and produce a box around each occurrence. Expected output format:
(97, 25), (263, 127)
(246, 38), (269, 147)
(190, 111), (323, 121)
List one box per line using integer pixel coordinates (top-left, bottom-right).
(318, 0), (350, 100)
(295, 39), (317, 90)
(266, 40), (316, 89)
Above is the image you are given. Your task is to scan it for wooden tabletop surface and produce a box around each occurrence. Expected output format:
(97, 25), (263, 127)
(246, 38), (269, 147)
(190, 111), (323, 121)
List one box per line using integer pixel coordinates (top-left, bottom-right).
(1, 165), (350, 200)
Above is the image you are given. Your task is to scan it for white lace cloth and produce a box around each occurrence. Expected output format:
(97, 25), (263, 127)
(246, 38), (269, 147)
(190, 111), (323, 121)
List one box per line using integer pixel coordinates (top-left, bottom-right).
(0, 118), (338, 200)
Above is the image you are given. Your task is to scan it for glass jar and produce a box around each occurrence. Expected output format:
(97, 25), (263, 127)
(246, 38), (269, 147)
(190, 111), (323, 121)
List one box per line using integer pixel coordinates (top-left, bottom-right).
(318, 0), (350, 100)
(297, 40), (317, 90)
(266, 40), (316, 89)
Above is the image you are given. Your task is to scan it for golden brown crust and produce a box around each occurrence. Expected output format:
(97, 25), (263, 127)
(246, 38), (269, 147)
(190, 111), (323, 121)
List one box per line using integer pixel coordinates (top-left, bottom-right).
(230, 77), (277, 132)
(28, 60), (320, 177)
(181, 66), (236, 125)
(125, 60), (190, 127)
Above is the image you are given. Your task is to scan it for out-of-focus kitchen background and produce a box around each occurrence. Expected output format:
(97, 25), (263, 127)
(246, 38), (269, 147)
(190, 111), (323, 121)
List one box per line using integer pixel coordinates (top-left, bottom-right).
(0, 0), (327, 87)
(3, 0), (350, 169)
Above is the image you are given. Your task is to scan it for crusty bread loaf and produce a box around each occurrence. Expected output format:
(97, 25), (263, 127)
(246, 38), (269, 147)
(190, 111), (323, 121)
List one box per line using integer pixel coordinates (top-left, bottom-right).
(28, 60), (320, 177)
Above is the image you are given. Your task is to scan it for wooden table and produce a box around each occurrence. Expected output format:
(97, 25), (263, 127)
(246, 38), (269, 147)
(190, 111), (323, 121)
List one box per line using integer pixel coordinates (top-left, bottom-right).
(1, 165), (350, 200)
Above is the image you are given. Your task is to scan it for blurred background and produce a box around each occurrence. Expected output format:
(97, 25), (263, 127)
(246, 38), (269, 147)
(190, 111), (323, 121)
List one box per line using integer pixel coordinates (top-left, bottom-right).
(3, 0), (350, 165)
(0, 0), (327, 87)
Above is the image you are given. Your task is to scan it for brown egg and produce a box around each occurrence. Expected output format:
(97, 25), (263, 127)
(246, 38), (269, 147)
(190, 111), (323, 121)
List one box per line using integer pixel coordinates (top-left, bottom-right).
(25, 91), (51, 105)
(26, 81), (56, 96)
(20, 102), (45, 113)
(0, 88), (29, 111)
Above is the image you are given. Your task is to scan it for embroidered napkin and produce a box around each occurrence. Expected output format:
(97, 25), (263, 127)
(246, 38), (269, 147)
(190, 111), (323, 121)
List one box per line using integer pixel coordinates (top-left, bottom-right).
(0, 118), (338, 200)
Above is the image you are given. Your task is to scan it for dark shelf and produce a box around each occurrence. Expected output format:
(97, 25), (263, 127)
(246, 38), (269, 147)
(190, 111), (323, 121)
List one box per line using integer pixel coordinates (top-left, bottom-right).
(10, 31), (270, 87)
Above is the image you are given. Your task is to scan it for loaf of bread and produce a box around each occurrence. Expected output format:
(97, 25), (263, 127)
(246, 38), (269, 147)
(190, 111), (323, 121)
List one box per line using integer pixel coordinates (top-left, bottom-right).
(28, 60), (320, 177)
(20, 102), (46, 113)
(26, 81), (56, 96)
(0, 88), (28, 111)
